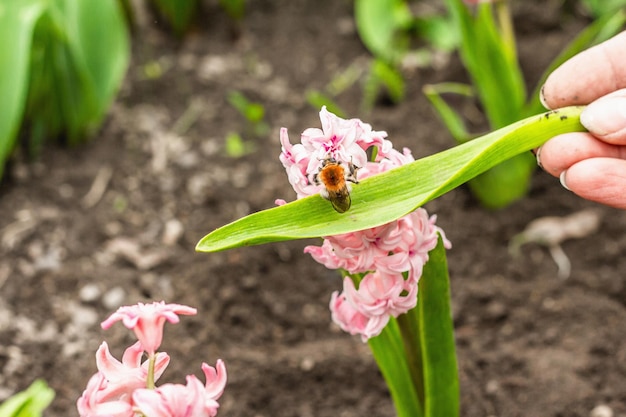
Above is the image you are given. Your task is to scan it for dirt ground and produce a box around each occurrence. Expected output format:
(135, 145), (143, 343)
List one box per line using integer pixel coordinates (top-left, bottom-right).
(1, 1), (625, 416)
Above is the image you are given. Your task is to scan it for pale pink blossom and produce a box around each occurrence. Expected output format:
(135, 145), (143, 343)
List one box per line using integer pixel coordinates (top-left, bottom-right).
(96, 341), (170, 397)
(279, 106), (389, 199)
(305, 208), (449, 277)
(329, 291), (370, 337)
(101, 301), (197, 355)
(77, 372), (135, 417)
(77, 342), (171, 417)
(330, 271), (420, 341)
(132, 360), (227, 417)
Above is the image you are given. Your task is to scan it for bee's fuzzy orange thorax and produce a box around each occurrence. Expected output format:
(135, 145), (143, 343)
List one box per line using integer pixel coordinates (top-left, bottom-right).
(318, 163), (346, 193)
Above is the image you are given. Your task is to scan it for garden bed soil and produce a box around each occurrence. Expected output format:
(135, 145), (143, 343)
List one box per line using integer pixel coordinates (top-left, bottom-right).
(1, 1), (625, 416)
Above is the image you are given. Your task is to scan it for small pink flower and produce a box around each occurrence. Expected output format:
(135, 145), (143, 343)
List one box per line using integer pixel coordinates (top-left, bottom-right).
(101, 301), (197, 355)
(77, 341), (171, 417)
(331, 271), (419, 341)
(77, 372), (135, 417)
(95, 341), (170, 398)
(344, 272), (418, 319)
(305, 208), (449, 277)
(329, 291), (370, 337)
(132, 360), (227, 417)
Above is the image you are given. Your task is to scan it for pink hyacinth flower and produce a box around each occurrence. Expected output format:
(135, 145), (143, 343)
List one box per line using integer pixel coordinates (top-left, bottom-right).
(77, 341), (171, 417)
(77, 372), (135, 417)
(96, 341), (170, 396)
(101, 301), (197, 355)
(279, 106), (389, 199)
(133, 360), (227, 417)
(332, 271), (419, 341)
(329, 291), (370, 337)
(305, 208), (449, 278)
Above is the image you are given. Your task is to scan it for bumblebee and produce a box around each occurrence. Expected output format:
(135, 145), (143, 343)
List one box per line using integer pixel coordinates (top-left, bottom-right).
(313, 156), (359, 213)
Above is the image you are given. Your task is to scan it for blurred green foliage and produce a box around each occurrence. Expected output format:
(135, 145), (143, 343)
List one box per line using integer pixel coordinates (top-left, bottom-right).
(353, 0), (626, 209)
(0, 380), (54, 417)
(0, 0), (129, 180)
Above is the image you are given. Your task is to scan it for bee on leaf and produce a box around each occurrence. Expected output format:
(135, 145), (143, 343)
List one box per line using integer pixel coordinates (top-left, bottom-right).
(313, 156), (359, 213)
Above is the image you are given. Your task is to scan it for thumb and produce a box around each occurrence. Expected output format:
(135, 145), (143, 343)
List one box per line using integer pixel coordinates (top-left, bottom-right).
(580, 90), (626, 145)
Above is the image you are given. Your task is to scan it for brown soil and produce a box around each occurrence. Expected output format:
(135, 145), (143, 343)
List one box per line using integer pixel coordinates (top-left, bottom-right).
(1, 1), (625, 416)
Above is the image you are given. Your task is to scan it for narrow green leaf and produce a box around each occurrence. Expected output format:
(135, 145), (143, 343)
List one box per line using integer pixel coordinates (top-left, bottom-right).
(0, 379), (54, 417)
(369, 319), (423, 417)
(196, 107), (585, 252)
(305, 90), (347, 118)
(372, 59), (405, 103)
(0, 0), (46, 178)
(64, 0), (130, 114)
(417, 238), (459, 417)
(422, 83), (473, 143)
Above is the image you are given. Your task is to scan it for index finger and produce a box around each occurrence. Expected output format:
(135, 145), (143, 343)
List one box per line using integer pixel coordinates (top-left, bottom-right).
(541, 31), (626, 109)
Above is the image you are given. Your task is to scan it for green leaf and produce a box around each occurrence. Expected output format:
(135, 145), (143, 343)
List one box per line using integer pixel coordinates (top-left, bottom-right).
(196, 107), (585, 253)
(305, 90), (347, 118)
(228, 91), (265, 123)
(150, 0), (198, 35)
(50, 0), (130, 144)
(372, 59), (406, 103)
(416, 238), (459, 417)
(0, 379), (54, 417)
(0, 0), (47, 178)
(354, 0), (413, 63)
(369, 319), (423, 417)
(422, 83), (473, 143)
(219, 0), (246, 21)
(413, 15), (458, 52)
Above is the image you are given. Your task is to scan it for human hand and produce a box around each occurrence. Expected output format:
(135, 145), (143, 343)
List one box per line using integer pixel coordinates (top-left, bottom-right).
(537, 31), (626, 209)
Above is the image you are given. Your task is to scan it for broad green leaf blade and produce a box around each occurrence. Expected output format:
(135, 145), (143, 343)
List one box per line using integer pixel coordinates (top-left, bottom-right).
(0, 0), (46, 178)
(369, 319), (423, 417)
(417, 238), (459, 417)
(196, 106), (585, 252)
(0, 379), (54, 417)
(54, 0), (130, 142)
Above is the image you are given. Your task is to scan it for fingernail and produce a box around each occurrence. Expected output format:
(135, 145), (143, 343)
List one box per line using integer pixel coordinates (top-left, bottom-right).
(539, 85), (549, 109)
(581, 96), (626, 136)
(535, 146), (543, 169)
(559, 171), (570, 191)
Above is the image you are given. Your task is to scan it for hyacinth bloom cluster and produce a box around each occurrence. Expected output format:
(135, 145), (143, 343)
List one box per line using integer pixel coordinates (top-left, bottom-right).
(77, 301), (227, 417)
(280, 107), (450, 341)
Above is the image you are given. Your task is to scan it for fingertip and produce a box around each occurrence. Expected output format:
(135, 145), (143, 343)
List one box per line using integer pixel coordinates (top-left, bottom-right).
(580, 94), (626, 144)
(561, 158), (626, 209)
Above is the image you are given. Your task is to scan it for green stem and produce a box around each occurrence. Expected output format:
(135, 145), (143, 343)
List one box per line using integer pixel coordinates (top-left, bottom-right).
(369, 319), (423, 417)
(396, 311), (425, 406)
(496, 0), (517, 62)
(146, 354), (156, 389)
